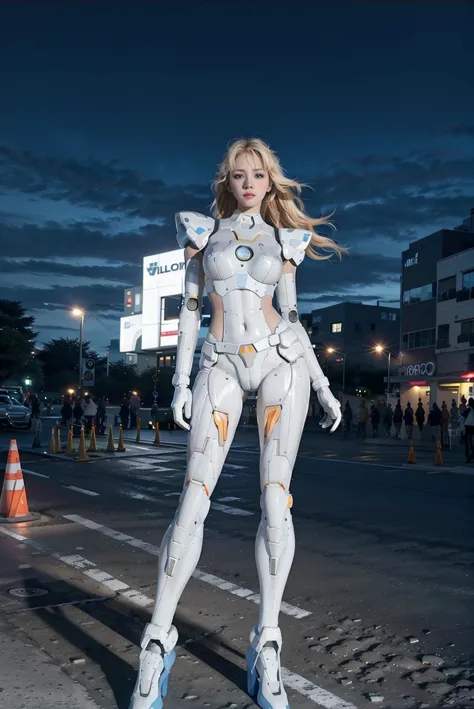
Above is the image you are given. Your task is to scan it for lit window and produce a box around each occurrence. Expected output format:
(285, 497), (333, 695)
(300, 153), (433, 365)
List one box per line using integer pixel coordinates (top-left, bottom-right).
(462, 269), (474, 290)
(331, 322), (342, 333)
(381, 311), (387, 320)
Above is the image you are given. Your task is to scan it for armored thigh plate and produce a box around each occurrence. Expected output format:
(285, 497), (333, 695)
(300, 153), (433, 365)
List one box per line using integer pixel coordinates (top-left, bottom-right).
(199, 340), (219, 370)
(276, 327), (305, 364)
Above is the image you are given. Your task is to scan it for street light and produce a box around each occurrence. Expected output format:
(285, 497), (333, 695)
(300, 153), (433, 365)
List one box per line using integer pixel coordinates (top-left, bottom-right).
(326, 347), (346, 404)
(71, 303), (111, 391)
(71, 308), (85, 390)
(374, 344), (391, 404)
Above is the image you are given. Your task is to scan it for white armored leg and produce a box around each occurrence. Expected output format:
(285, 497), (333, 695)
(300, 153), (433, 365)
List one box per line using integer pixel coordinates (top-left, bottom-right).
(247, 357), (310, 709)
(130, 366), (243, 709)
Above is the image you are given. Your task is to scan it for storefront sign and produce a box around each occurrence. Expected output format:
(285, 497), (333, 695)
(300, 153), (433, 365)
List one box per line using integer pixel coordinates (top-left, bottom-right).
(405, 361), (435, 377)
(404, 252), (418, 268)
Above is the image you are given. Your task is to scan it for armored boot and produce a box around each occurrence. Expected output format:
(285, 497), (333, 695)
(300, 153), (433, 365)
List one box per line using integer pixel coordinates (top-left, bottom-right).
(129, 623), (178, 709)
(246, 625), (289, 709)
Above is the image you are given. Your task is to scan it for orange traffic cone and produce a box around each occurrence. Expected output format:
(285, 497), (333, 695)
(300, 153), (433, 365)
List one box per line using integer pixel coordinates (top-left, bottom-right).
(117, 425), (126, 452)
(88, 425), (97, 453)
(407, 439), (416, 464)
(434, 440), (443, 466)
(0, 440), (40, 523)
(106, 425), (115, 453)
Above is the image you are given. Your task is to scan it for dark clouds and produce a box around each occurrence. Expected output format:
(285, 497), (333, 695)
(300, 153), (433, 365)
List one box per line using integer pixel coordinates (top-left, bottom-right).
(1, 1), (473, 348)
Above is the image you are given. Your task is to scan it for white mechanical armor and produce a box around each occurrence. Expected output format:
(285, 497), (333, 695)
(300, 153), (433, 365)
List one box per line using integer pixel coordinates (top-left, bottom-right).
(130, 211), (341, 709)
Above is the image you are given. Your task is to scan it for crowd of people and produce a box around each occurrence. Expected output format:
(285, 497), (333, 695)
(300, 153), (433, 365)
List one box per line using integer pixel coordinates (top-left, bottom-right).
(60, 395), (107, 435)
(340, 395), (474, 462)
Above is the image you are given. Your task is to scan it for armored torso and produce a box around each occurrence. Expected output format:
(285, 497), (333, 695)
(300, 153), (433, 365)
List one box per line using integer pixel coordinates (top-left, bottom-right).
(176, 210), (311, 345)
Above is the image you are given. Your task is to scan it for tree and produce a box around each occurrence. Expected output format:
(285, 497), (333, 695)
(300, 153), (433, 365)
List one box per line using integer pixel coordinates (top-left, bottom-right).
(0, 300), (37, 383)
(36, 338), (98, 392)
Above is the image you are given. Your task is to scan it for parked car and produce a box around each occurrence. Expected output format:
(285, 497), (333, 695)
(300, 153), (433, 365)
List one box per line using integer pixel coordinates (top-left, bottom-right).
(0, 394), (32, 429)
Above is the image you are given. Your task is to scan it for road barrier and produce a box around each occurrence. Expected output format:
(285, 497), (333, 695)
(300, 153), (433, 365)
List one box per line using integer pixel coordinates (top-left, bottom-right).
(48, 427), (56, 455)
(66, 425), (75, 455)
(154, 422), (160, 446)
(32, 420), (42, 449)
(56, 426), (62, 453)
(136, 418), (141, 444)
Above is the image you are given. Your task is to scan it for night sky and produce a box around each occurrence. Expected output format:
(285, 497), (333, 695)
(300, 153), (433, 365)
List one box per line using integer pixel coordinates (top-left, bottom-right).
(1, 1), (473, 355)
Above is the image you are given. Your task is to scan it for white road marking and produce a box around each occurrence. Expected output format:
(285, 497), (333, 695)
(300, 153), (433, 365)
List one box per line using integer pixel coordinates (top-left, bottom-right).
(281, 667), (359, 709)
(0, 528), (154, 609)
(63, 515), (311, 620)
(164, 492), (181, 497)
(211, 502), (253, 517)
(223, 463), (246, 470)
(0, 527), (350, 707)
(63, 485), (100, 497)
(22, 469), (50, 478)
(121, 490), (159, 503)
(217, 496), (241, 502)
(117, 460), (173, 472)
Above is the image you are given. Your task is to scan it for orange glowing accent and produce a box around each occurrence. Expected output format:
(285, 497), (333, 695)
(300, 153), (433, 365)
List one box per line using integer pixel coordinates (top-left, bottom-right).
(287, 495), (293, 509)
(232, 230), (262, 243)
(187, 478), (209, 497)
(213, 410), (229, 446)
(239, 344), (256, 354)
(264, 404), (281, 439)
(265, 482), (286, 490)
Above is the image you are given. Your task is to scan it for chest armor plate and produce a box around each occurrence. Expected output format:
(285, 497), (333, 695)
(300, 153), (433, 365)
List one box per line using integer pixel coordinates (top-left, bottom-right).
(203, 217), (283, 298)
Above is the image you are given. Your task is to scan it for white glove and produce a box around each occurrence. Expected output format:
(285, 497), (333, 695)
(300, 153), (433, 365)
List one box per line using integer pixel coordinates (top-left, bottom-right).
(171, 385), (192, 431)
(315, 385), (342, 433)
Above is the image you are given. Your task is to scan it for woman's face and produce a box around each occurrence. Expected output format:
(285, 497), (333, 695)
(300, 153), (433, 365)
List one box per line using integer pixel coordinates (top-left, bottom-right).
(229, 152), (271, 213)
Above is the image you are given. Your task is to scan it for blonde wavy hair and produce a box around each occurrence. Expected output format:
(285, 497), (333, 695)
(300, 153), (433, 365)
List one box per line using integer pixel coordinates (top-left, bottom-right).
(211, 138), (346, 261)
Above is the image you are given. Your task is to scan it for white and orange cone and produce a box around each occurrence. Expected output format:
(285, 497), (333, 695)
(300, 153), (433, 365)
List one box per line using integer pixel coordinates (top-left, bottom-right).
(0, 440), (40, 523)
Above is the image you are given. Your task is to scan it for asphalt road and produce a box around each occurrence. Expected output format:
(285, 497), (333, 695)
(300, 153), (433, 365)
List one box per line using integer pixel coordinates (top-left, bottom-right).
(0, 428), (473, 709)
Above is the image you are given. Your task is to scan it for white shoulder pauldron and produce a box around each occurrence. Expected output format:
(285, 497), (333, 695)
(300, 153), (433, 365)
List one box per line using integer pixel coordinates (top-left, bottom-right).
(278, 227), (312, 265)
(175, 212), (216, 250)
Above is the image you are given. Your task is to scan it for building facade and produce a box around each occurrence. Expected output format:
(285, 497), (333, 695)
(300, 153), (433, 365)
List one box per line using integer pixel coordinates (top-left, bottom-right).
(309, 301), (400, 367)
(395, 209), (474, 407)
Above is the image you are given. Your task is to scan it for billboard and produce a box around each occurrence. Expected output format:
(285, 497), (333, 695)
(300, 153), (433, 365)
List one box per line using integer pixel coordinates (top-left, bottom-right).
(120, 249), (185, 353)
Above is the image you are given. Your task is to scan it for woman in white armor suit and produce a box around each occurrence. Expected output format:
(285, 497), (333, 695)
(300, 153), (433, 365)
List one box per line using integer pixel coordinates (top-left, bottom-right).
(130, 138), (345, 709)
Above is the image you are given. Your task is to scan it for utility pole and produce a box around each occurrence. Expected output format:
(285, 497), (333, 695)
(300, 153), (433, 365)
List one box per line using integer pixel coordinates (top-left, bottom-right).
(106, 347), (110, 377)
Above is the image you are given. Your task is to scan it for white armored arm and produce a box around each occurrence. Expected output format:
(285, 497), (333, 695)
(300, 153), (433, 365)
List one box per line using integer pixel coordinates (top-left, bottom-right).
(275, 268), (329, 391)
(275, 236), (341, 433)
(171, 248), (204, 389)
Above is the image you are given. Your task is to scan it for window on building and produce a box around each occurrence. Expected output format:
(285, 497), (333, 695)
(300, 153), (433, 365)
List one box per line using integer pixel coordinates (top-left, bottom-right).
(158, 356), (164, 367)
(402, 328), (436, 350)
(402, 283), (436, 304)
(312, 314), (322, 324)
(437, 323), (450, 348)
(459, 319), (474, 346)
(462, 269), (474, 290)
(438, 275), (456, 302)
(389, 312), (397, 321)
(381, 311), (387, 320)
(165, 356), (171, 366)
(162, 294), (182, 321)
(331, 322), (342, 333)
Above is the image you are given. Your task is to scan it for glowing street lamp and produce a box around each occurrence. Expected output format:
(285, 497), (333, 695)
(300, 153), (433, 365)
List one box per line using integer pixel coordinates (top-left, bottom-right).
(374, 344), (391, 403)
(71, 307), (85, 390)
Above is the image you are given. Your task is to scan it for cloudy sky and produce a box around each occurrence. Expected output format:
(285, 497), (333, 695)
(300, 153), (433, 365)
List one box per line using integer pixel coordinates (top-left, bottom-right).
(1, 1), (473, 354)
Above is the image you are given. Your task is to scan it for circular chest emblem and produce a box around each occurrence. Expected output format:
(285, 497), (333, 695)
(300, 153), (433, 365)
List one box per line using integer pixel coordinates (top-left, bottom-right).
(235, 245), (253, 262)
